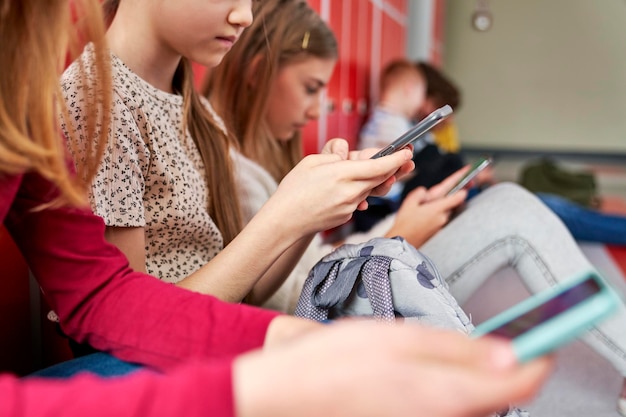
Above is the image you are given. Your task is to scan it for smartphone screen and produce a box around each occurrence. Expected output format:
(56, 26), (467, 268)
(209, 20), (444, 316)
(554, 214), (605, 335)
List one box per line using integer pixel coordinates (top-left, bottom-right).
(370, 105), (453, 159)
(488, 277), (601, 339)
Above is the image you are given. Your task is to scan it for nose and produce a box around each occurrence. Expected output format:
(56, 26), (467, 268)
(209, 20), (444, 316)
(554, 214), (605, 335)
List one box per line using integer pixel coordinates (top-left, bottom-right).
(229, 0), (254, 29)
(306, 93), (323, 120)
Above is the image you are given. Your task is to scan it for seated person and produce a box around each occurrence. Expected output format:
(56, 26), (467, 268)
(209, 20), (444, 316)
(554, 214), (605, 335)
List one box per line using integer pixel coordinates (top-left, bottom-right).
(203, 3), (626, 415)
(356, 59), (467, 230)
(412, 60), (626, 246)
(63, 0), (413, 313)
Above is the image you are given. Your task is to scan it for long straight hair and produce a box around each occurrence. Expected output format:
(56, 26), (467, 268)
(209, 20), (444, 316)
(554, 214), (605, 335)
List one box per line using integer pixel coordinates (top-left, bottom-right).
(204, 0), (338, 182)
(100, 0), (242, 245)
(0, 0), (111, 207)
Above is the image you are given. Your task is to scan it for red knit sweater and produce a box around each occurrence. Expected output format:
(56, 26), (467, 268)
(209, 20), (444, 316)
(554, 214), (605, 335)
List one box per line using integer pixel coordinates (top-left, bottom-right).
(0, 171), (280, 416)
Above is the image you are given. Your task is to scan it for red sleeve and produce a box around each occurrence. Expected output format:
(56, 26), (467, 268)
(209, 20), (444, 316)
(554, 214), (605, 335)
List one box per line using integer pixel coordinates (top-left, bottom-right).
(3, 172), (281, 369)
(0, 359), (238, 417)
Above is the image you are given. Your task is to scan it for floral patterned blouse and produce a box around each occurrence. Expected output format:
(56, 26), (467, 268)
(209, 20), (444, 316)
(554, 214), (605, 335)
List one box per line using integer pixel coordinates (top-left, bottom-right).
(62, 47), (224, 282)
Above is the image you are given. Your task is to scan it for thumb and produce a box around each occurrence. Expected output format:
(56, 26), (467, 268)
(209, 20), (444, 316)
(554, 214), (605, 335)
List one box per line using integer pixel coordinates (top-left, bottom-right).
(321, 138), (349, 160)
(438, 189), (467, 210)
(404, 186), (428, 205)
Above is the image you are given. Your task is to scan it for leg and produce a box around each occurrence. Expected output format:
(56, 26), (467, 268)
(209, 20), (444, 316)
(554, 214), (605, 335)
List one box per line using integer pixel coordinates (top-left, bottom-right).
(536, 192), (626, 245)
(420, 183), (626, 379)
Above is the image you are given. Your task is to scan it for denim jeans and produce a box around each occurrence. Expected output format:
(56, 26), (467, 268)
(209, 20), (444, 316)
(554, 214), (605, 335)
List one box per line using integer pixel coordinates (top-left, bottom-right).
(536, 192), (626, 245)
(29, 352), (143, 378)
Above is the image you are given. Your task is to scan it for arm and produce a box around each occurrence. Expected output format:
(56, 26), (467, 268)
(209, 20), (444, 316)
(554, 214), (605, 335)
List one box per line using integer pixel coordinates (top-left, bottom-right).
(178, 151), (315, 305)
(177, 151), (317, 305)
(384, 167), (470, 248)
(104, 226), (147, 273)
(5, 171), (281, 369)
(384, 187), (466, 248)
(243, 235), (315, 306)
(0, 360), (236, 417)
(177, 143), (414, 302)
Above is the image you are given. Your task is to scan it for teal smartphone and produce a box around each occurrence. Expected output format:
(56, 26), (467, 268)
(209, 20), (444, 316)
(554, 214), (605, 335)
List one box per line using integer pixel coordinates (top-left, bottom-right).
(472, 270), (621, 363)
(446, 157), (491, 196)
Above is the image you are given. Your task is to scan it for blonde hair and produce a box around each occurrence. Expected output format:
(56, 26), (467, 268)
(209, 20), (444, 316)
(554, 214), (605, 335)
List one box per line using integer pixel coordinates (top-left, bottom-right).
(0, 0), (111, 207)
(99, 0), (242, 245)
(204, 0), (338, 182)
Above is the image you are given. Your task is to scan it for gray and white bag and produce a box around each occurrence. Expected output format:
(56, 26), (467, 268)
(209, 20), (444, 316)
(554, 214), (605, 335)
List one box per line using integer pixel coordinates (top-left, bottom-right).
(294, 236), (474, 334)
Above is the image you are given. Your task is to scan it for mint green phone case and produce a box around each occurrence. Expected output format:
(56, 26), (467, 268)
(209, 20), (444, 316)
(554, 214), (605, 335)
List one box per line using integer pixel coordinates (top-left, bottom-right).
(472, 270), (621, 363)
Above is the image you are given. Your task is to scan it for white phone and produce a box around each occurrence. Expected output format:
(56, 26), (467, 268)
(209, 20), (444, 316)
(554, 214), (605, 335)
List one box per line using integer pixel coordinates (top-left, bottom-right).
(370, 105), (453, 159)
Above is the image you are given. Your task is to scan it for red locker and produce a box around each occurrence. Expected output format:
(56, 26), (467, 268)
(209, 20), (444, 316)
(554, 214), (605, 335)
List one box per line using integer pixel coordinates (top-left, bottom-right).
(305, 0), (408, 154)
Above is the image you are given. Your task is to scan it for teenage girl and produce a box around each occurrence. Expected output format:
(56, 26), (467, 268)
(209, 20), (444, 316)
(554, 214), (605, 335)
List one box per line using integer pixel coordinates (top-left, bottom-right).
(62, 0), (414, 305)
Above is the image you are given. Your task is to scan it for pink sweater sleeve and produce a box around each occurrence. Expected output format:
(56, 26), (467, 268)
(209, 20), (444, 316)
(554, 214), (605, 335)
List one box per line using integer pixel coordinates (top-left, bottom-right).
(3, 172), (280, 369)
(0, 359), (239, 417)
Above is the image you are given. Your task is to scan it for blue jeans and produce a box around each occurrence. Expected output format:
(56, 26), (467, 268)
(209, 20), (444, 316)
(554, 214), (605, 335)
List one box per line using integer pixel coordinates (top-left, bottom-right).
(29, 352), (143, 378)
(536, 193), (626, 245)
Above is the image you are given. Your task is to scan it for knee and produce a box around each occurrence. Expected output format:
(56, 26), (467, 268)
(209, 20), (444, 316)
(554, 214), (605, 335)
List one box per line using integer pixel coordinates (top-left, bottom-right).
(474, 182), (555, 218)
(483, 182), (536, 202)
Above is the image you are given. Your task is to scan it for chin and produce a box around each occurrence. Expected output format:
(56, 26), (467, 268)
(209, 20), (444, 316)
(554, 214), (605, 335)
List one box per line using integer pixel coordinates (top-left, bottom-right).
(277, 133), (296, 142)
(275, 129), (295, 140)
(193, 52), (227, 69)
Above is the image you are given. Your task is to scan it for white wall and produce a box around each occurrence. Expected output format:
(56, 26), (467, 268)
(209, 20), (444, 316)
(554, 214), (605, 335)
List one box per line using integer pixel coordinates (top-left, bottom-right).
(406, 0), (434, 62)
(442, 0), (626, 154)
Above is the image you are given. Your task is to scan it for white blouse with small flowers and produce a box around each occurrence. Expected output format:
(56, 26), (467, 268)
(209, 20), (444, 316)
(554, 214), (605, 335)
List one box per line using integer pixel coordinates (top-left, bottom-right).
(62, 47), (225, 283)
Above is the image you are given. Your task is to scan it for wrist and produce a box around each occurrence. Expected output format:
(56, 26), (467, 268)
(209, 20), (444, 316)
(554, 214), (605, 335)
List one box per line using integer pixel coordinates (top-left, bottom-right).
(264, 315), (323, 350)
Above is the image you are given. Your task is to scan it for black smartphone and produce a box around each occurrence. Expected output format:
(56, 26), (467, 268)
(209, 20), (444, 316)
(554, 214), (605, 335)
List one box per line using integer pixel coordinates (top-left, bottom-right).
(446, 157), (492, 196)
(370, 105), (453, 159)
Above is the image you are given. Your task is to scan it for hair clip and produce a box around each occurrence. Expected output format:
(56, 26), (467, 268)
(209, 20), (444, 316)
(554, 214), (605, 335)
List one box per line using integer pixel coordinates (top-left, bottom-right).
(301, 31), (310, 50)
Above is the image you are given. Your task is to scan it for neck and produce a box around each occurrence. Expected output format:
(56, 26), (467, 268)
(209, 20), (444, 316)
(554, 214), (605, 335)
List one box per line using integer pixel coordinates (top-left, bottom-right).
(106, 4), (181, 93)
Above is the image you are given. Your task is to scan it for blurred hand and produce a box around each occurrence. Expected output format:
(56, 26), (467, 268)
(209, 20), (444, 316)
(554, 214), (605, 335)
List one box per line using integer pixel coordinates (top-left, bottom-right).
(423, 165), (471, 201)
(234, 320), (553, 417)
(386, 185), (467, 248)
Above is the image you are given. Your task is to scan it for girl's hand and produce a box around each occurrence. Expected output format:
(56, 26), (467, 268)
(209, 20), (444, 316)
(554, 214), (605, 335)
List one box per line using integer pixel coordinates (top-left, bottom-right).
(423, 165), (471, 202)
(264, 139), (414, 235)
(322, 139), (415, 202)
(386, 185), (467, 248)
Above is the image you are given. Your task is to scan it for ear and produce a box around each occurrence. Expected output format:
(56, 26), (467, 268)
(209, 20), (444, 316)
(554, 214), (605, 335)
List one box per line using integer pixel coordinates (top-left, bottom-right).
(246, 54), (265, 87)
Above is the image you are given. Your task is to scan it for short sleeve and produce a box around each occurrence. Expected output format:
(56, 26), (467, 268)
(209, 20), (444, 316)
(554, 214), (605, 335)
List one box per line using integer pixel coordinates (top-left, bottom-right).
(62, 60), (149, 228)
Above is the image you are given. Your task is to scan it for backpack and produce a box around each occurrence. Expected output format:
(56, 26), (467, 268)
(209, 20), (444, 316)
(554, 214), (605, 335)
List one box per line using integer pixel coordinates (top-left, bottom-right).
(519, 158), (598, 208)
(294, 236), (474, 334)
